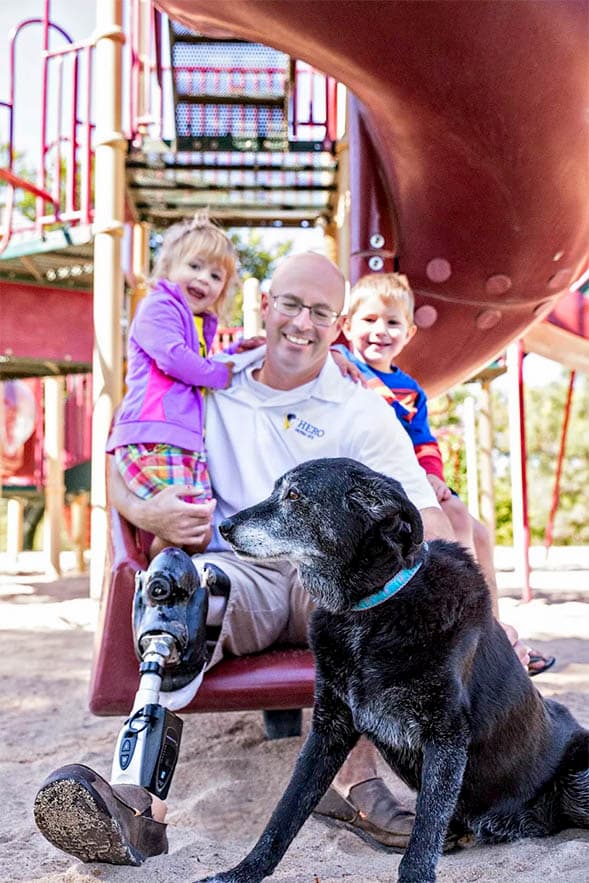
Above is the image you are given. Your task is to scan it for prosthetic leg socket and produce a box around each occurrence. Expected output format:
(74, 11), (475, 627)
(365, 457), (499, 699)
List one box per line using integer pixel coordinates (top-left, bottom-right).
(133, 547), (209, 693)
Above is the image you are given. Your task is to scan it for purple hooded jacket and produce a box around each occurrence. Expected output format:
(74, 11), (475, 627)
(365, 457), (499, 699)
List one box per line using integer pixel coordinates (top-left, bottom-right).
(106, 279), (230, 453)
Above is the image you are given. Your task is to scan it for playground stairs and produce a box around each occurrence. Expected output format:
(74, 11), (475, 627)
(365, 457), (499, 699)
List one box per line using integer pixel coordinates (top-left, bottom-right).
(125, 21), (338, 229)
(1, 7), (340, 383)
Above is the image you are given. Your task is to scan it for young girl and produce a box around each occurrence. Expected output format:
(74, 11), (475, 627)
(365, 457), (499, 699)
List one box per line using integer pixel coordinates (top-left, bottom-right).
(106, 214), (238, 557)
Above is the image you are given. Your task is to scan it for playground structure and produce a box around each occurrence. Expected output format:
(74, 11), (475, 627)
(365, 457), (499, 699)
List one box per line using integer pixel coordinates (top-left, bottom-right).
(1, 2), (588, 719)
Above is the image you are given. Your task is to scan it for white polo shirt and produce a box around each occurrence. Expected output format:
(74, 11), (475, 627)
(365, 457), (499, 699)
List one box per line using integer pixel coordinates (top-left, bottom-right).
(206, 348), (439, 550)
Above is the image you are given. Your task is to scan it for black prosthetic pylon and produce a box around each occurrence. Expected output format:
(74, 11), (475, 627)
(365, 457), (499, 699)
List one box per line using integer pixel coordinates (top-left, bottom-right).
(133, 548), (208, 692)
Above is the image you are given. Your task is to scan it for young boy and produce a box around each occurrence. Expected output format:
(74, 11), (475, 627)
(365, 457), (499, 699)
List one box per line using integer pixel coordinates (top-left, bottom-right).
(332, 272), (554, 676)
(334, 272), (481, 555)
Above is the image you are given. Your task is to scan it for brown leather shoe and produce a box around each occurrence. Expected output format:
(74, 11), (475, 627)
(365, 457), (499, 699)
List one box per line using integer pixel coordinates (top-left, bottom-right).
(33, 763), (168, 865)
(313, 777), (459, 853)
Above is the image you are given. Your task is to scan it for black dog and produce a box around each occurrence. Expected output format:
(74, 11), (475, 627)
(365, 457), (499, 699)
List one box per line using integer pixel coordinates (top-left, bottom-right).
(199, 458), (589, 883)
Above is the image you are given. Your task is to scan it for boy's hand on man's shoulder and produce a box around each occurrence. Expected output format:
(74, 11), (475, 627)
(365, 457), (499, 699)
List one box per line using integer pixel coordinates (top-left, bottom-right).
(330, 349), (367, 385)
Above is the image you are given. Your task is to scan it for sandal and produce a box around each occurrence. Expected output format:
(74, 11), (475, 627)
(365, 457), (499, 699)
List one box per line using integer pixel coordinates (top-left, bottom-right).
(528, 653), (556, 677)
(33, 763), (168, 865)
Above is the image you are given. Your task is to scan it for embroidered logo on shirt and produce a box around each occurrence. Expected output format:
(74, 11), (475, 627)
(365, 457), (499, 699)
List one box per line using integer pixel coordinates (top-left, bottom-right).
(367, 377), (419, 423)
(283, 412), (325, 439)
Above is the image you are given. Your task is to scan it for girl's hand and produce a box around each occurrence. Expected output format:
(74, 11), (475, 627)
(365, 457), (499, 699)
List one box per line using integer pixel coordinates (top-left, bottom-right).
(233, 335), (266, 352)
(223, 361), (234, 388)
(330, 349), (366, 385)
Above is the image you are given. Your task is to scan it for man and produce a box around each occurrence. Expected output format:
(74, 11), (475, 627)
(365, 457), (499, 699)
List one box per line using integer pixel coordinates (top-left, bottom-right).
(34, 252), (526, 865)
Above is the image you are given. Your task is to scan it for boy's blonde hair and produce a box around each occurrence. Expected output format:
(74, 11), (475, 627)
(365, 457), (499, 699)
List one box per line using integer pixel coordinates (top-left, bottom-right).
(348, 272), (415, 324)
(151, 212), (238, 318)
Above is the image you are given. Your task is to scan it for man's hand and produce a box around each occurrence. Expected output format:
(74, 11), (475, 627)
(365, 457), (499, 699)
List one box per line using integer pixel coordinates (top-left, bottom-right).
(427, 473), (452, 502)
(109, 457), (215, 548)
(147, 486), (216, 547)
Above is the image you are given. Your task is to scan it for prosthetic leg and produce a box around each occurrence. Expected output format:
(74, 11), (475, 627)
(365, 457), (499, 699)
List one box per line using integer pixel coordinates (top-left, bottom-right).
(33, 548), (221, 865)
(111, 547), (209, 799)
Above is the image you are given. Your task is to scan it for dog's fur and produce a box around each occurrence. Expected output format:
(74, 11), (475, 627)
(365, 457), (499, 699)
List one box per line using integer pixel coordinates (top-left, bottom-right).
(200, 458), (589, 883)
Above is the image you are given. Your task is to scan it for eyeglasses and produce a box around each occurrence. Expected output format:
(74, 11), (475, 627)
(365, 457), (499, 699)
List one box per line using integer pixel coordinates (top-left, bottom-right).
(270, 293), (341, 327)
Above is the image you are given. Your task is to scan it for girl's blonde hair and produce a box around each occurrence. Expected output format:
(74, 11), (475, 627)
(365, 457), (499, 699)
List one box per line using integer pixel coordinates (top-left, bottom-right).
(151, 212), (238, 318)
(348, 272), (415, 324)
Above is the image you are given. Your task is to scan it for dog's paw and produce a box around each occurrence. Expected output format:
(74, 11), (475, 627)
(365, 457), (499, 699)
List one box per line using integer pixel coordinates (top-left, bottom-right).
(195, 870), (255, 883)
(195, 875), (237, 883)
(398, 872), (436, 883)
(398, 859), (436, 883)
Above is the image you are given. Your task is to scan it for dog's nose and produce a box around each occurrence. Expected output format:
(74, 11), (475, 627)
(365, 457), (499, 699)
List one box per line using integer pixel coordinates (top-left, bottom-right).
(218, 518), (234, 538)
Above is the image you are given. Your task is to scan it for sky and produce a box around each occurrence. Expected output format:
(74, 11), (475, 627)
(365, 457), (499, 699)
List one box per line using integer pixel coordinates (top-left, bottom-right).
(0, 2), (576, 389)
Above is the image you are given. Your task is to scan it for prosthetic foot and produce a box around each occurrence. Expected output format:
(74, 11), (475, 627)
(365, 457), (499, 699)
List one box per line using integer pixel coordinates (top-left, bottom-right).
(33, 631), (177, 865)
(33, 548), (215, 864)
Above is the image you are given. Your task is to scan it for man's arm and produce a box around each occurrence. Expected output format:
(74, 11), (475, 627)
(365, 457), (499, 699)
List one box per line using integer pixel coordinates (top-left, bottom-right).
(346, 388), (445, 514)
(109, 457), (214, 549)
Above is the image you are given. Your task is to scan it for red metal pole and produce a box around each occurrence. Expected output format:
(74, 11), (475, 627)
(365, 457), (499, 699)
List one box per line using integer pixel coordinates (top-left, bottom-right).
(544, 370), (576, 551)
(517, 340), (532, 602)
(326, 75), (338, 144)
(68, 50), (80, 215)
(38, 0), (51, 235)
(506, 341), (531, 601)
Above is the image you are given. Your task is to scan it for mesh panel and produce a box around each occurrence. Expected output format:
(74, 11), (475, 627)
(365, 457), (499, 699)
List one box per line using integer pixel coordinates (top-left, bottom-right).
(175, 103), (286, 139)
(175, 67), (286, 100)
(171, 40), (288, 74)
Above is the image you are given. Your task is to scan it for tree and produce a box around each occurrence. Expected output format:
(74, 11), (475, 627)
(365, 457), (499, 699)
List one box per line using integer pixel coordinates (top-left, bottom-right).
(0, 144), (37, 220)
(228, 229), (293, 325)
(491, 368), (588, 545)
(428, 366), (588, 546)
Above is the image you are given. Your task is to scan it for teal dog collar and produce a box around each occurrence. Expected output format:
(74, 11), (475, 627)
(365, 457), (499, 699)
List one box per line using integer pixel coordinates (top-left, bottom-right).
(352, 543), (428, 611)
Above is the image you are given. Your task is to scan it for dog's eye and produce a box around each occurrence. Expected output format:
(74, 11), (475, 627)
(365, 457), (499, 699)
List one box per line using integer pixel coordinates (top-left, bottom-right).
(286, 489), (300, 501)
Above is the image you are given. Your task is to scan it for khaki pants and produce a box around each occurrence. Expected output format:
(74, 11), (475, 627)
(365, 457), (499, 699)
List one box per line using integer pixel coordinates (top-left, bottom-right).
(192, 551), (315, 669)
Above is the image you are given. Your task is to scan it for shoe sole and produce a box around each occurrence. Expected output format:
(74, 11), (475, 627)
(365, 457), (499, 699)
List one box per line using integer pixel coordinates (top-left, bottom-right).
(312, 809), (408, 853)
(313, 801), (461, 856)
(34, 778), (142, 865)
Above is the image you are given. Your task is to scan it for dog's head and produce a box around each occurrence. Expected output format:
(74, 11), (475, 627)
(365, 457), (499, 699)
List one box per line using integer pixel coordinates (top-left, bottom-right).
(219, 458), (424, 612)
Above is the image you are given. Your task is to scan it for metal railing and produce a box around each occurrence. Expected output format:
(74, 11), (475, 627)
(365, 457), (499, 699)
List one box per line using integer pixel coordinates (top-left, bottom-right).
(0, 4), (95, 254)
(0, 0), (338, 255)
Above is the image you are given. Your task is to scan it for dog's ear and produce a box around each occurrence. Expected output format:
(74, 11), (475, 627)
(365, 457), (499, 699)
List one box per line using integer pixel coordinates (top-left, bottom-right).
(346, 474), (424, 560)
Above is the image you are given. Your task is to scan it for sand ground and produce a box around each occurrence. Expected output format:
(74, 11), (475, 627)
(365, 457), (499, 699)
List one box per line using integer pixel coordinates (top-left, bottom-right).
(0, 555), (588, 883)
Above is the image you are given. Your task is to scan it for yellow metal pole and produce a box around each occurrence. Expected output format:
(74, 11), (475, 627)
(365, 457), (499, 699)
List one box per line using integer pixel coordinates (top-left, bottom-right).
(242, 277), (262, 337)
(43, 376), (65, 578)
(6, 498), (25, 565)
(129, 221), (150, 324)
(90, 0), (126, 600)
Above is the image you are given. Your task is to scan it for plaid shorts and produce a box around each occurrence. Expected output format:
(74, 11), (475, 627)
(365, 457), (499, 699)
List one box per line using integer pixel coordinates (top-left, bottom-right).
(114, 443), (211, 501)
